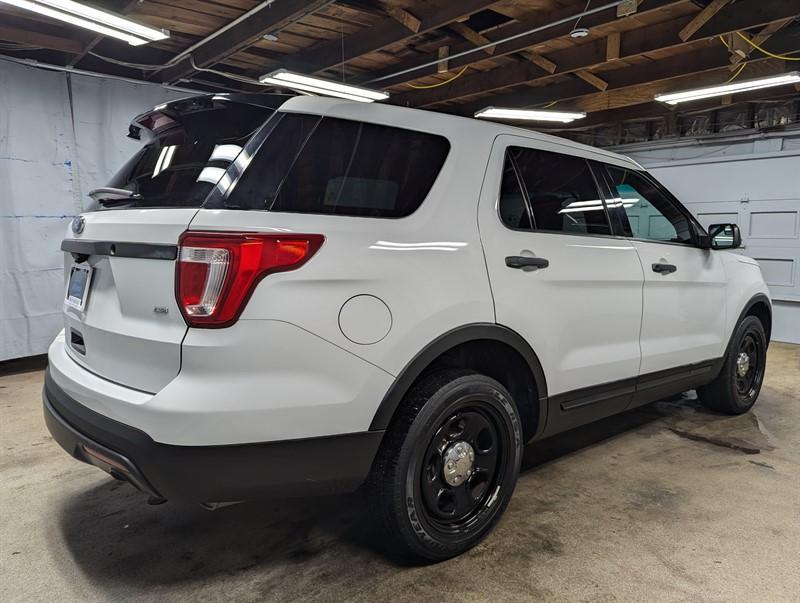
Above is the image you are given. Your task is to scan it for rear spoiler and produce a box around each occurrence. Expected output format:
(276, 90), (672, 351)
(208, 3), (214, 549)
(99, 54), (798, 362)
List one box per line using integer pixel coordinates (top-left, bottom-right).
(127, 92), (294, 141)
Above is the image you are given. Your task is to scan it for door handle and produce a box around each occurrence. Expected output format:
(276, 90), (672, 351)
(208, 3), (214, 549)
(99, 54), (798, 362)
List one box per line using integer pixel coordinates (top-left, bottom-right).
(505, 256), (549, 270)
(652, 262), (677, 274)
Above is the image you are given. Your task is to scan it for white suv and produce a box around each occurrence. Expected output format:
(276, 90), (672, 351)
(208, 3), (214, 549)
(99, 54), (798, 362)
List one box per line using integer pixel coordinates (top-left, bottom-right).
(44, 94), (771, 562)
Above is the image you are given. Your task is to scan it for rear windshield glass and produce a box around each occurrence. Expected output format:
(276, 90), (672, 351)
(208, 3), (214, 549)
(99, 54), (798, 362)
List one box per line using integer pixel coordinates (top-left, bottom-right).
(215, 113), (451, 218)
(103, 103), (272, 208)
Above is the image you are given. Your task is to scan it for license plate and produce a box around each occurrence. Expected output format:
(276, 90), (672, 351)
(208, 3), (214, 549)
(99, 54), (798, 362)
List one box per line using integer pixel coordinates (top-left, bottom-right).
(64, 264), (93, 311)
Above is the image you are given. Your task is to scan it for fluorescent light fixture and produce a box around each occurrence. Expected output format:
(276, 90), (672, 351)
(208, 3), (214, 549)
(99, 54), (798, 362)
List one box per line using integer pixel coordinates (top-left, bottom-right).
(655, 71), (800, 105)
(474, 106), (586, 123)
(1, 0), (169, 46)
(259, 69), (389, 103)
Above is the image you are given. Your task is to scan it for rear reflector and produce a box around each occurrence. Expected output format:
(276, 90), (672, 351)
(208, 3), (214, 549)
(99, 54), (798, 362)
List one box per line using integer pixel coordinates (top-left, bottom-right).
(177, 231), (324, 327)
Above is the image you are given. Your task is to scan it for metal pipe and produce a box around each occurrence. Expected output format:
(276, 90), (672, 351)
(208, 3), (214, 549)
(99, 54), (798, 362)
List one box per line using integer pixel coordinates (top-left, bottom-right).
(366, 0), (626, 84)
(166, 0), (278, 68)
(0, 55), (220, 94)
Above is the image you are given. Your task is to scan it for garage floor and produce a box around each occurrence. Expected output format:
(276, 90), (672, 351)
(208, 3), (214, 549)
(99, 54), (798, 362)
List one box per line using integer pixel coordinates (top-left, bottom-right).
(1, 344), (798, 602)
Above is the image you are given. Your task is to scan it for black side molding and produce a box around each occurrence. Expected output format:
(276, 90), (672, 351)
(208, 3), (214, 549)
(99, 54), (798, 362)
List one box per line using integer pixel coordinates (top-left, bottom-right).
(61, 239), (178, 261)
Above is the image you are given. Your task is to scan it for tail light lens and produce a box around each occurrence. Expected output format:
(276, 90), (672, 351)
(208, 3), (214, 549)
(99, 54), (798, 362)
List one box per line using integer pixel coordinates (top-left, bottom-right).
(176, 231), (324, 327)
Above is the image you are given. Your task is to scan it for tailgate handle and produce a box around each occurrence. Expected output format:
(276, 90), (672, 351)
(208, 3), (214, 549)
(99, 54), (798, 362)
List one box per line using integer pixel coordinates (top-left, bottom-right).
(70, 329), (86, 355)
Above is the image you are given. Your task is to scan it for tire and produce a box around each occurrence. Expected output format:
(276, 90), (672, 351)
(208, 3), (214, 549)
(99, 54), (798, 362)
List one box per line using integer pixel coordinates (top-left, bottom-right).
(698, 315), (767, 415)
(366, 369), (523, 563)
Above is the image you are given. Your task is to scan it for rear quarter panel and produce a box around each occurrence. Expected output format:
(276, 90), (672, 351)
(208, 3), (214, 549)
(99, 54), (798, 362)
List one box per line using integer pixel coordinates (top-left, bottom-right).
(188, 117), (497, 378)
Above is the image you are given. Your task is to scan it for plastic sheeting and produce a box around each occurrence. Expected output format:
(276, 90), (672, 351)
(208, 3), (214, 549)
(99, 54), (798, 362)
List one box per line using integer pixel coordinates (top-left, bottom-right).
(0, 59), (183, 360)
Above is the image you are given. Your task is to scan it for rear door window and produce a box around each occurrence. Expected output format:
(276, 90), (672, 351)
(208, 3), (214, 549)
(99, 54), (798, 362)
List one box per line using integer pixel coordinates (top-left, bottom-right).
(500, 147), (611, 236)
(222, 114), (451, 218)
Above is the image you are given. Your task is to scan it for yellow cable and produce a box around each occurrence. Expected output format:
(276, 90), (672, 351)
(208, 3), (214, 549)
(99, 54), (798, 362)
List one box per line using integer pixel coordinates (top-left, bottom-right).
(407, 65), (469, 89)
(727, 62), (747, 82)
(719, 35), (730, 49)
(540, 100), (558, 109)
(735, 31), (800, 61)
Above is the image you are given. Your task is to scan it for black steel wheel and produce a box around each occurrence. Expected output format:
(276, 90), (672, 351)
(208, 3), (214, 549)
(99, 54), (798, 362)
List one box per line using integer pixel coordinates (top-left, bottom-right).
(698, 315), (767, 415)
(367, 369), (523, 563)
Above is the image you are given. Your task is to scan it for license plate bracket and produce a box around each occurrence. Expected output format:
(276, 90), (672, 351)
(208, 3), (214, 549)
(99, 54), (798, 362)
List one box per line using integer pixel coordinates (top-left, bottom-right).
(64, 264), (93, 311)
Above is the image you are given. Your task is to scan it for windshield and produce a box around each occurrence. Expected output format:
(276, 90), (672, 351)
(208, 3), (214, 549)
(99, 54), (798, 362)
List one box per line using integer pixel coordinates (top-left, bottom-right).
(103, 103), (272, 208)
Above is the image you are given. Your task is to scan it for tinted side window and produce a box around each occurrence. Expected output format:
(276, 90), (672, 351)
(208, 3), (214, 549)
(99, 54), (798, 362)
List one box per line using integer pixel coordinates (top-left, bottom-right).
(605, 166), (693, 244)
(509, 147), (611, 235)
(222, 113), (321, 210)
(498, 155), (532, 230)
(223, 115), (449, 217)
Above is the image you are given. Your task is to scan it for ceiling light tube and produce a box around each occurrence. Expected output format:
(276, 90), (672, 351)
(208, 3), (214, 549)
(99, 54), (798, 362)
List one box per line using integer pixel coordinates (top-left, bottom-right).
(259, 69), (389, 102)
(1, 0), (169, 45)
(474, 106), (586, 123)
(655, 72), (800, 105)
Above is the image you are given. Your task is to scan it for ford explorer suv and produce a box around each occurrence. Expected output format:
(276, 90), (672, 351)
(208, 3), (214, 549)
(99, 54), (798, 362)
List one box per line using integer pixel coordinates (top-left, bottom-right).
(44, 93), (771, 562)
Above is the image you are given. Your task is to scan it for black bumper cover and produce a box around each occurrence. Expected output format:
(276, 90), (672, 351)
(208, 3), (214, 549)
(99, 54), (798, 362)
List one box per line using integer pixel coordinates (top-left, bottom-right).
(43, 369), (384, 503)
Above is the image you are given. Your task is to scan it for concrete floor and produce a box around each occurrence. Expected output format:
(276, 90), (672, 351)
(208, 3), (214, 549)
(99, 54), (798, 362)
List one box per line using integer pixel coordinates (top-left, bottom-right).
(1, 344), (798, 602)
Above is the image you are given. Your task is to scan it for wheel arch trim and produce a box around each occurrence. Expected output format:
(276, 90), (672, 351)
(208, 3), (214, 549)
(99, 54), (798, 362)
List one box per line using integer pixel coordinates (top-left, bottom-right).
(368, 323), (548, 436)
(736, 293), (772, 344)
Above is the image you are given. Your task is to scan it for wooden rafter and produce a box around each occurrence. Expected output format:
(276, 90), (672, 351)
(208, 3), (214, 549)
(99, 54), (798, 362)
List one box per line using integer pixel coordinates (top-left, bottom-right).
(606, 32), (621, 61)
(438, 46), (450, 73)
(453, 27), (799, 117)
(730, 17), (794, 67)
(68, 0), (138, 68)
(283, 0), (501, 73)
(159, 0), (333, 84)
(379, 2), (421, 33)
(540, 86), (798, 131)
(575, 70), (608, 91)
(678, 0), (732, 41)
(394, 0), (799, 107)
(522, 51), (557, 74)
(0, 24), (82, 54)
(362, 0), (683, 88)
(570, 61), (784, 113)
(448, 22), (495, 55)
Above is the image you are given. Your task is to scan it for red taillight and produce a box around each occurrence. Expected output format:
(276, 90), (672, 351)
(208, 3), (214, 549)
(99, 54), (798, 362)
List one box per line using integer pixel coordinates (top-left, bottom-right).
(176, 231), (324, 328)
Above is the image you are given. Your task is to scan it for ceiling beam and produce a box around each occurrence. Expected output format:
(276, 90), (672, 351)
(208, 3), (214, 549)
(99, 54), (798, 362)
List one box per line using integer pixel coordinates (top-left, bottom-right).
(454, 27), (800, 116)
(730, 17), (794, 67)
(575, 70), (608, 91)
(363, 0), (686, 89)
(379, 2), (422, 33)
(282, 0), (502, 74)
(68, 0), (138, 68)
(158, 0), (333, 84)
(395, 0), (799, 107)
(570, 61), (785, 113)
(541, 88), (798, 131)
(0, 24), (82, 54)
(606, 32), (621, 61)
(448, 22), (495, 55)
(678, 0), (731, 41)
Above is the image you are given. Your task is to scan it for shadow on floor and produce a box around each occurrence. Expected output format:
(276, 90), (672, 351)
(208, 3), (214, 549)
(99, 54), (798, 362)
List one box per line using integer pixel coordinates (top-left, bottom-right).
(0, 354), (47, 377)
(53, 396), (738, 588)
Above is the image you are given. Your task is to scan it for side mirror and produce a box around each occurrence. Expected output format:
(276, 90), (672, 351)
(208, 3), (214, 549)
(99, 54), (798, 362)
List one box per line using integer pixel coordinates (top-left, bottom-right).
(708, 223), (742, 250)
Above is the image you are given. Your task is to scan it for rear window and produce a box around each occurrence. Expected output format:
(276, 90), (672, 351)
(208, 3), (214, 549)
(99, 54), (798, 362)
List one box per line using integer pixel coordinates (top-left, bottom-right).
(218, 113), (451, 218)
(103, 103), (272, 208)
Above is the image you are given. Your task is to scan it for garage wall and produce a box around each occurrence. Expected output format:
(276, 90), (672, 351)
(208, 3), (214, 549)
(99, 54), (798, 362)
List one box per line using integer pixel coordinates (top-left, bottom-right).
(622, 133), (800, 344)
(0, 59), (184, 361)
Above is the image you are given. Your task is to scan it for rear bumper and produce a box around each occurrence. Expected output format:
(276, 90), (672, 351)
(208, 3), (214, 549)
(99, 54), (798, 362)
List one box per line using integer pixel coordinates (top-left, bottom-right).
(43, 369), (384, 503)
